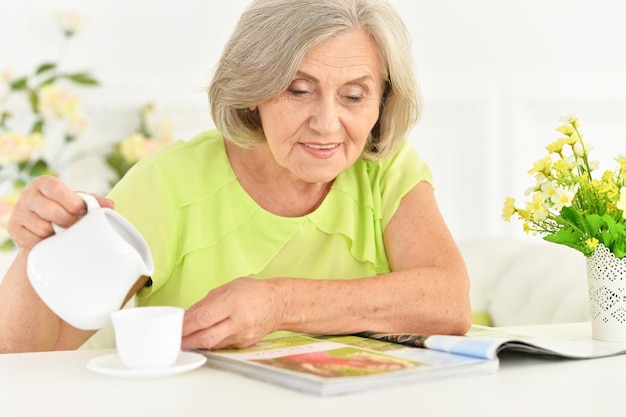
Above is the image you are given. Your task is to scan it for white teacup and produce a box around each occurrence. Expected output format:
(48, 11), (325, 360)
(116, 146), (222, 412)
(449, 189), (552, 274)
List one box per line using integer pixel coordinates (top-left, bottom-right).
(111, 306), (184, 369)
(27, 192), (154, 330)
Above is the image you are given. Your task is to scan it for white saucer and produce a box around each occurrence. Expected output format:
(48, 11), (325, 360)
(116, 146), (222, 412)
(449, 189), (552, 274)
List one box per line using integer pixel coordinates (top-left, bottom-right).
(87, 351), (207, 378)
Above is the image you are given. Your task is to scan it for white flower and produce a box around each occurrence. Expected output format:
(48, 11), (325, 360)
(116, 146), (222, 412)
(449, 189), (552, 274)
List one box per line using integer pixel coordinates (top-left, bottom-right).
(551, 184), (579, 211)
(540, 181), (557, 200)
(573, 142), (585, 157)
(55, 11), (87, 36)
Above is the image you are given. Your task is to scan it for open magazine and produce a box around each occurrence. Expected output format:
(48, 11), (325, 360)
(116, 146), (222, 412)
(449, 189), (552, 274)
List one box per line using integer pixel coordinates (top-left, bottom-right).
(198, 333), (498, 396)
(359, 324), (626, 360)
(199, 324), (626, 396)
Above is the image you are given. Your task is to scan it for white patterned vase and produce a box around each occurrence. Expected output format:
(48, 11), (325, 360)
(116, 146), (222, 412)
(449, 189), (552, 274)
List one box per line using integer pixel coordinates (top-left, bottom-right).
(586, 243), (626, 342)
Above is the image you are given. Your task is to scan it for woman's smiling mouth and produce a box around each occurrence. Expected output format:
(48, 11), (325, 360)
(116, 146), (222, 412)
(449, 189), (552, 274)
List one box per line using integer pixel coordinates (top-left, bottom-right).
(301, 142), (342, 158)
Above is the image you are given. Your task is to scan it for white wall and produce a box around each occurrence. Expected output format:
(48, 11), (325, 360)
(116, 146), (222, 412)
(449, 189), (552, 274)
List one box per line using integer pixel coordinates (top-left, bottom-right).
(3, 0), (626, 242)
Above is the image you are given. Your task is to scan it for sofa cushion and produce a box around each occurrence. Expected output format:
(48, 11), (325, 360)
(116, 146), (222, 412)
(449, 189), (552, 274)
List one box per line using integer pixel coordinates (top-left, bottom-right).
(459, 238), (590, 326)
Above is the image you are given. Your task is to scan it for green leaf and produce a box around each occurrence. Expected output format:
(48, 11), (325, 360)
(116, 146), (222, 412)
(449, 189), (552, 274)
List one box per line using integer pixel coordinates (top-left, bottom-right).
(37, 76), (58, 87)
(543, 227), (584, 252)
(543, 228), (579, 245)
(604, 215), (625, 235)
(28, 159), (54, 177)
(0, 238), (16, 252)
(9, 77), (28, 90)
(30, 119), (44, 134)
(63, 72), (99, 86)
(613, 241), (626, 259)
(28, 89), (39, 113)
(585, 213), (605, 235)
(0, 111), (10, 126)
(105, 152), (134, 183)
(35, 62), (56, 75)
(13, 178), (27, 188)
(555, 206), (586, 232)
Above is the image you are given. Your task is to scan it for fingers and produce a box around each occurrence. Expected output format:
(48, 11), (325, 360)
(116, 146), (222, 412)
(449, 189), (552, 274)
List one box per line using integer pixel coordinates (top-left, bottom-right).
(181, 302), (229, 350)
(6, 176), (112, 250)
(181, 317), (230, 350)
(182, 317), (260, 350)
(182, 293), (229, 338)
(181, 280), (271, 350)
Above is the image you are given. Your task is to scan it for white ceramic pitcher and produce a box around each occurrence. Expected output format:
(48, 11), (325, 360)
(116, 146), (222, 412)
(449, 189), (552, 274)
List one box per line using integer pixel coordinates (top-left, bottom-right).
(27, 193), (154, 330)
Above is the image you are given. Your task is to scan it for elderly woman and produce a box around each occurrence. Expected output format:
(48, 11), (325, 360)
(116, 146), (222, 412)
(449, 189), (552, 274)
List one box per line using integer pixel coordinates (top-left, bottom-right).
(0, 0), (471, 353)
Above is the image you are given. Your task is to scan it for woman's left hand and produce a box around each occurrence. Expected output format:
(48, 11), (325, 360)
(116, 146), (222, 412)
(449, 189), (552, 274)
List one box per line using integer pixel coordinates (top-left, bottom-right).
(181, 277), (287, 350)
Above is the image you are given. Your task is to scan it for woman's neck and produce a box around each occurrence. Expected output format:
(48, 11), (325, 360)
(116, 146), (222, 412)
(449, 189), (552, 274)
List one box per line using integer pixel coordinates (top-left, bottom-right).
(225, 140), (332, 217)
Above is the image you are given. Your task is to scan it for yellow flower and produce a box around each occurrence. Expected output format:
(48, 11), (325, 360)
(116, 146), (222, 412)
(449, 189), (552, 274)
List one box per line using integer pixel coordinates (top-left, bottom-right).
(0, 131), (44, 164)
(502, 197), (516, 221)
(556, 125), (575, 136)
(617, 188), (626, 219)
(585, 238), (600, 251)
(552, 156), (575, 177)
(528, 156), (552, 176)
(38, 84), (83, 121)
(119, 133), (150, 164)
(546, 137), (568, 154)
(517, 208), (532, 222)
(526, 192), (549, 222)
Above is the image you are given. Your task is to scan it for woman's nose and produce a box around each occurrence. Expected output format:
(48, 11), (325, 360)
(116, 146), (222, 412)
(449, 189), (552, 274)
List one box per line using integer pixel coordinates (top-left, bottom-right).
(309, 96), (341, 135)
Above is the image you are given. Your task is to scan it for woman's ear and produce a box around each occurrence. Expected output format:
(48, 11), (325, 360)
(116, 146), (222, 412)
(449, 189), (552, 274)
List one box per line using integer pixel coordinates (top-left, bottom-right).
(249, 105), (258, 111)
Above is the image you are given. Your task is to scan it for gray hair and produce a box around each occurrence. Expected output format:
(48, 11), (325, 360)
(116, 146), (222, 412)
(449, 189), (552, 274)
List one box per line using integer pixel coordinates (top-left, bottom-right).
(208, 0), (421, 160)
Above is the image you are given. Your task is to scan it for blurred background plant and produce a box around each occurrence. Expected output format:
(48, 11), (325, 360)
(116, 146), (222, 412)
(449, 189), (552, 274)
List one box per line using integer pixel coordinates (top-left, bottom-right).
(105, 102), (174, 188)
(0, 11), (99, 250)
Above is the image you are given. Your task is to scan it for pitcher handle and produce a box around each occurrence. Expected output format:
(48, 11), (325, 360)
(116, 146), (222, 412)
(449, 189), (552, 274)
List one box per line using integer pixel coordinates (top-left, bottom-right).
(52, 192), (101, 235)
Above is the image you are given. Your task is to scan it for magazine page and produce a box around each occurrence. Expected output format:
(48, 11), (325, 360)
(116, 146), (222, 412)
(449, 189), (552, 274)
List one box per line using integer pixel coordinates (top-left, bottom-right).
(466, 326), (626, 359)
(359, 325), (626, 360)
(356, 331), (503, 360)
(199, 334), (497, 396)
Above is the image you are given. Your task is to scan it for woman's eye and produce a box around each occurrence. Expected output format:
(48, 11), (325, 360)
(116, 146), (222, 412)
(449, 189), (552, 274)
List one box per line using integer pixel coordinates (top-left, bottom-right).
(345, 94), (364, 102)
(288, 89), (309, 96)
(341, 86), (367, 103)
(287, 80), (312, 97)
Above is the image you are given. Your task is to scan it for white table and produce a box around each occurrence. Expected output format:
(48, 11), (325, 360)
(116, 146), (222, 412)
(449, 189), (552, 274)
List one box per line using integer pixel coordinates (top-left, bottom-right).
(1, 322), (625, 417)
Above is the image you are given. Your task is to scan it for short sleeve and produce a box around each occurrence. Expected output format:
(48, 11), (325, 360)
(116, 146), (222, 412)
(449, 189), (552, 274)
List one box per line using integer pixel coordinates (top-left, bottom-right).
(379, 141), (433, 229)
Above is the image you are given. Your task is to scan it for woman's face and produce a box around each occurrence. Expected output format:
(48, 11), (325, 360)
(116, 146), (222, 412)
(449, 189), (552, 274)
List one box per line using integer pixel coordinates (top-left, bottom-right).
(256, 30), (383, 185)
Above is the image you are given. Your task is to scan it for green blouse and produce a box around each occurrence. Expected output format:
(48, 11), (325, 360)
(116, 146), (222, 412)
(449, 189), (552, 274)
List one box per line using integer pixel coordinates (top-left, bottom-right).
(107, 130), (433, 309)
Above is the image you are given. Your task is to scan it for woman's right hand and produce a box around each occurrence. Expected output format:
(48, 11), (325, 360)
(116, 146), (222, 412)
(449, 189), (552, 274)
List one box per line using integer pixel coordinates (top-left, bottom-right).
(7, 175), (114, 251)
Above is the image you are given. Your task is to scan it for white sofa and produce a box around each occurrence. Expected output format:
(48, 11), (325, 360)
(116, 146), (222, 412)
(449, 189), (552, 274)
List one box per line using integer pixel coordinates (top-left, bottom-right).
(459, 238), (590, 326)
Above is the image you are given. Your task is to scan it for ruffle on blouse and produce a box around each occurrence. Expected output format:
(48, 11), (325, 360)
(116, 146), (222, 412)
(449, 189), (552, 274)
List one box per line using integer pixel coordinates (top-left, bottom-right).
(112, 131), (429, 301)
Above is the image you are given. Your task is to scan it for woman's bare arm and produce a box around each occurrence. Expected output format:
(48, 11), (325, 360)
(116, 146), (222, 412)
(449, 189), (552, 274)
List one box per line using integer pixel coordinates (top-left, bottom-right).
(0, 176), (114, 353)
